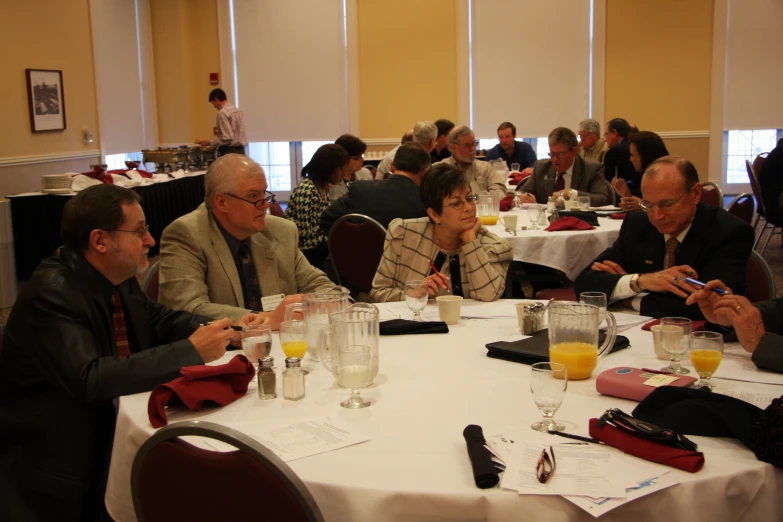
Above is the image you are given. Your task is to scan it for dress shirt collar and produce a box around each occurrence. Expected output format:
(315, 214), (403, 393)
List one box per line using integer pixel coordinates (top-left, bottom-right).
(215, 217), (250, 260)
(664, 223), (693, 244)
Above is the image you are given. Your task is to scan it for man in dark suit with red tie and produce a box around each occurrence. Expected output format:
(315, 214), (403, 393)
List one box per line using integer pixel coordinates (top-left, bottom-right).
(0, 185), (258, 521)
(575, 156), (754, 319)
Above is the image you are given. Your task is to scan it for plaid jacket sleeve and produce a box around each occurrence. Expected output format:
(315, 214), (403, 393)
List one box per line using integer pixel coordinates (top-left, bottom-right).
(460, 228), (513, 301)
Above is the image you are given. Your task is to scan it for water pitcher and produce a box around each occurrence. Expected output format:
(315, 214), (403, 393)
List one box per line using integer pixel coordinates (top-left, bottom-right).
(284, 286), (350, 362)
(319, 303), (379, 386)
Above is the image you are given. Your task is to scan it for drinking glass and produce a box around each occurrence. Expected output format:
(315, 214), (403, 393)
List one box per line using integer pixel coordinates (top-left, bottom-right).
(279, 320), (310, 374)
(530, 362), (567, 432)
(689, 331), (724, 389)
(526, 206), (542, 230)
(404, 280), (429, 321)
(511, 162), (521, 172)
(660, 317), (692, 374)
(579, 292), (607, 313)
(577, 196), (591, 211)
(338, 345), (372, 408)
(241, 324), (272, 366)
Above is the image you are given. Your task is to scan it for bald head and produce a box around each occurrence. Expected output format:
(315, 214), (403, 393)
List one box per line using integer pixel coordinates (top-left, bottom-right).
(205, 154), (266, 210)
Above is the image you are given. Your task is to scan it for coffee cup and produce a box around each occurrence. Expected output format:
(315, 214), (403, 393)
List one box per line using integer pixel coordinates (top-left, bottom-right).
(501, 214), (518, 230)
(650, 325), (669, 360)
(436, 295), (463, 325)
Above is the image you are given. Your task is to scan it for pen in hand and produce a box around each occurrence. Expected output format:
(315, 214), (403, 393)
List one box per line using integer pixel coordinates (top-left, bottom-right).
(684, 277), (728, 295)
(428, 260), (450, 291)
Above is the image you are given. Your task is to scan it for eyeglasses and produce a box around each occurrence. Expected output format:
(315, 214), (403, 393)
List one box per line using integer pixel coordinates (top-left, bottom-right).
(457, 141), (479, 150)
(105, 225), (150, 239)
(350, 155), (364, 161)
(223, 191), (276, 208)
(548, 151), (570, 159)
(536, 446), (556, 484)
(445, 194), (478, 211)
(640, 190), (689, 212)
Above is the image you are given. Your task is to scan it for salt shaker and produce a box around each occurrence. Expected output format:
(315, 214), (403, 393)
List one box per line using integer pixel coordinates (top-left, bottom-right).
(283, 357), (305, 401)
(258, 356), (277, 400)
(546, 196), (555, 213)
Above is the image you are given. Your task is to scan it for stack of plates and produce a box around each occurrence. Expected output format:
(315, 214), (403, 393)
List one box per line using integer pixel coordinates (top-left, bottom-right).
(41, 174), (73, 194)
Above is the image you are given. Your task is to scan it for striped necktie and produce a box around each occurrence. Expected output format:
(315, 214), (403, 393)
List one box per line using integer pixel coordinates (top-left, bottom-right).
(112, 290), (130, 357)
(666, 238), (680, 269)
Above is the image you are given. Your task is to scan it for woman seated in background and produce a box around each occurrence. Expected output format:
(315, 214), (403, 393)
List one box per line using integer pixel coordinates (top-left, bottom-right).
(370, 163), (513, 303)
(286, 143), (348, 270)
(613, 131), (669, 211)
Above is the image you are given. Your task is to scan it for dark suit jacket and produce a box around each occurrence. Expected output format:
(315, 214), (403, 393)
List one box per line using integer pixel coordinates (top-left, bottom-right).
(604, 138), (639, 194)
(320, 175), (427, 234)
(575, 203), (754, 319)
(759, 138), (783, 224)
(752, 298), (783, 373)
(516, 155), (613, 206)
(0, 247), (207, 521)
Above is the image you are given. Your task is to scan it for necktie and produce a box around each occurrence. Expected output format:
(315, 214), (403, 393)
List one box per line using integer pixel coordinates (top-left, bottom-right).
(554, 173), (565, 192)
(238, 243), (263, 311)
(112, 290), (130, 357)
(666, 238), (680, 269)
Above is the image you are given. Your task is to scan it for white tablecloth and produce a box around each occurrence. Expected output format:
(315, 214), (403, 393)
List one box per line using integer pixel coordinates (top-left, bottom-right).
(105, 300), (783, 522)
(485, 212), (623, 280)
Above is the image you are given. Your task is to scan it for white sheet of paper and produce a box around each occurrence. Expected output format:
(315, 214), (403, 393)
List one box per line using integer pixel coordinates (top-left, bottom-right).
(611, 312), (652, 328)
(225, 417), (369, 462)
(564, 471), (679, 518)
(719, 388), (780, 409)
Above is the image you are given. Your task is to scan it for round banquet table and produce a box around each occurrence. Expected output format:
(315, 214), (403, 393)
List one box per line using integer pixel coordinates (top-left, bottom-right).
(485, 211), (624, 281)
(105, 300), (783, 522)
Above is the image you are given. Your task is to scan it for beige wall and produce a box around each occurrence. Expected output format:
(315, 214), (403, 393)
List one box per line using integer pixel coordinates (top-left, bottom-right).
(357, 0), (459, 139)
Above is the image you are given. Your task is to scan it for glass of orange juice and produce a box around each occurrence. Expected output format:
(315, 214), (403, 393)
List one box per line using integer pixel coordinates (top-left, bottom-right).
(689, 331), (723, 389)
(280, 320), (310, 374)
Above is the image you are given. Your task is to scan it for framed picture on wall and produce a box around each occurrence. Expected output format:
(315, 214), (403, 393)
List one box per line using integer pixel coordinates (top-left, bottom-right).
(26, 68), (66, 132)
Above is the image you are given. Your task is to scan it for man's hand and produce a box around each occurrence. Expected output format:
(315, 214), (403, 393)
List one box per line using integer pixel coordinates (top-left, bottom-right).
(267, 294), (303, 331)
(230, 313), (270, 346)
(612, 176), (632, 198)
(521, 167), (533, 176)
(685, 280), (731, 325)
(460, 216), (481, 244)
(619, 196), (642, 211)
(590, 259), (628, 275)
(517, 192), (537, 204)
(637, 265), (700, 298)
(189, 318), (233, 363)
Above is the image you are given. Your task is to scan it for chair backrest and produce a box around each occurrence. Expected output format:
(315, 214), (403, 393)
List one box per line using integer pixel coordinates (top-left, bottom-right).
(0, 322), (4, 356)
(142, 261), (160, 301)
(745, 250), (776, 303)
(131, 420), (324, 522)
(752, 153), (767, 185)
(700, 181), (724, 209)
(726, 193), (756, 225)
(328, 214), (387, 295)
(746, 159), (766, 216)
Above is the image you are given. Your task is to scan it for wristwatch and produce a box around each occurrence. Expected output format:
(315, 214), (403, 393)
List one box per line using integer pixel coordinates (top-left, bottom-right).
(630, 273), (642, 293)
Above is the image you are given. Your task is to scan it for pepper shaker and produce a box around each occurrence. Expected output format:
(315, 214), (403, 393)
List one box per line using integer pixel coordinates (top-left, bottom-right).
(258, 356), (277, 400)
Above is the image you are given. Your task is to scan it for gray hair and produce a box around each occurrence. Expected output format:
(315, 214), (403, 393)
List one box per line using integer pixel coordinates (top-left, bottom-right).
(548, 127), (579, 149)
(204, 154), (265, 210)
(448, 125), (475, 145)
(578, 118), (601, 135)
(413, 121), (437, 145)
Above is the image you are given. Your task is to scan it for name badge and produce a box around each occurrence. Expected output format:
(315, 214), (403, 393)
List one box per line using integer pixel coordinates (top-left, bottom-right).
(261, 293), (285, 312)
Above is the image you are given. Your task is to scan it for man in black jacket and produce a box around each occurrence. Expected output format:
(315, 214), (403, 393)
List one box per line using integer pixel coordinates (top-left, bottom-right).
(0, 185), (256, 521)
(575, 156), (754, 319)
(603, 117), (639, 196)
(320, 142), (430, 233)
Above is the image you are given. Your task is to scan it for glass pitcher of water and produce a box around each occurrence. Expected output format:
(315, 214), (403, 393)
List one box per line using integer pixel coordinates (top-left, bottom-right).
(319, 303), (379, 386)
(284, 286), (350, 362)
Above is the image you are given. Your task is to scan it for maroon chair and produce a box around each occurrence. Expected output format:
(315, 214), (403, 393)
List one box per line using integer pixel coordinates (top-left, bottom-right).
(131, 421), (324, 522)
(726, 193), (756, 225)
(746, 156), (780, 253)
(142, 261), (160, 301)
(744, 250), (776, 303)
(537, 285), (577, 301)
(700, 181), (724, 209)
(327, 214), (386, 298)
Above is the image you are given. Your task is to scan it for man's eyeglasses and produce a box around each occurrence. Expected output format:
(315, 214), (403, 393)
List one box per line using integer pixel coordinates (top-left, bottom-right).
(640, 190), (689, 212)
(350, 155), (364, 161)
(536, 446), (556, 484)
(105, 225), (150, 240)
(223, 191), (276, 208)
(548, 151), (570, 159)
(458, 141), (479, 150)
(445, 194), (478, 211)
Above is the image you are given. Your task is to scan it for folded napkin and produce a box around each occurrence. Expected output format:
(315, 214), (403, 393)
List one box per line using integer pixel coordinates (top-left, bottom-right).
(556, 211), (600, 226)
(379, 319), (449, 336)
(589, 417), (705, 472)
(463, 425), (499, 489)
(608, 213), (628, 220)
(148, 354), (255, 428)
(545, 216), (594, 231)
(508, 172), (530, 186)
(641, 318), (706, 331)
(751, 395), (783, 467)
(499, 193), (515, 212)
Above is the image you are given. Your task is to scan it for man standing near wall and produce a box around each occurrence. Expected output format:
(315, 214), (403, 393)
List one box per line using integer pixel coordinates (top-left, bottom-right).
(196, 88), (248, 156)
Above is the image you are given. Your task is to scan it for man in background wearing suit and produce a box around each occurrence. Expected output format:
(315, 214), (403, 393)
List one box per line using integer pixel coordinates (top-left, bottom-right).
(603, 117), (639, 196)
(159, 155), (334, 329)
(575, 156), (754, 319)
(516, 126), (612, 206)
(320, 142), (430, 233)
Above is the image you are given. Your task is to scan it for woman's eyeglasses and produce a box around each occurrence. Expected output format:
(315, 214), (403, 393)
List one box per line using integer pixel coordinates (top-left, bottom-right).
(445, 194), (479, 211)
(536, 446), (556, 484)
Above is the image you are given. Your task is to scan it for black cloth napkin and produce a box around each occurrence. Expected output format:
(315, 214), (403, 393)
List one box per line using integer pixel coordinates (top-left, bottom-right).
(751, 395), (783, 467)
(632, 387), (763, 448)
(379, 319), (449, 336)
(556, 211), (600, 226)
(463, 424), (499, 489)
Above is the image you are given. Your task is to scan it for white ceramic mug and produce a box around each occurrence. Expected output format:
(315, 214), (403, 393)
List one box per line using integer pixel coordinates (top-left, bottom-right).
(436, 295), (463, 325)
(500, 214), (518, 230)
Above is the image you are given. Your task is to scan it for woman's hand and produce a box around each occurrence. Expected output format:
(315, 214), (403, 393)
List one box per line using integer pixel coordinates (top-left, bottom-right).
(460, 217), (481, 244)
(612, 177), (632, 198)
(620, 196), (642, 211)
(423, 272), (450, 296)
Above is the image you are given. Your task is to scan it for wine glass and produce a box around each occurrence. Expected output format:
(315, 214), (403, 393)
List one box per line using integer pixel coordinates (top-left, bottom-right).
(526, 206), (542, 230)
(660, 317), (692, 374)
(530, 362), (567, 432)
(338, 345), (371, 409)
(241, 324), (272, 367)
(511, 162), (521, 172)
(279, 320), (310, 374)
(404, 280), (429, 321)
(689, 331), (724, 389)
(579, 292), (607, 313)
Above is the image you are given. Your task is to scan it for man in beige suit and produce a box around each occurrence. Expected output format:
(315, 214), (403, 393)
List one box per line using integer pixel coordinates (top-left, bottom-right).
(436, 126), (507, 200)
(159, 155), (334, 329)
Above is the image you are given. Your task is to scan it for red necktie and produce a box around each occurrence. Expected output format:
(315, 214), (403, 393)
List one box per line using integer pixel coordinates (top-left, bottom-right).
(112, 290), (130, 357)
(666, 238), (680, 269)
(554, 173), (565, 192)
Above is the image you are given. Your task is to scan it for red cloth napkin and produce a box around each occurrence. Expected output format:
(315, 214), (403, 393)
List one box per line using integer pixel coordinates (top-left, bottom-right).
(642, 319), (706, 331)
(499, 194), (515, 212)
(148, 354), (255, 428)
(608, 213), (628, 220)
(589, 418), (705, 473)
(508, 172), (530, 186)
(545, 216), (594, 231)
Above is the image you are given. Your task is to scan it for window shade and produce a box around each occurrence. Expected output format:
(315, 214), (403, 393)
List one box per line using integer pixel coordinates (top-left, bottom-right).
(723, 0), (783, 129)
(232, 0), (349, 142)
(471, 0), (591, 138)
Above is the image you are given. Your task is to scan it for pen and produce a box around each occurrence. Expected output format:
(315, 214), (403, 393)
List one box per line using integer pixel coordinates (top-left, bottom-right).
(684, 277), (728, 295)
(428, 260), (450, 289)
(548, 430), (604, 445)
(641, 368), (676, 375)
(200, 322), (244, 331)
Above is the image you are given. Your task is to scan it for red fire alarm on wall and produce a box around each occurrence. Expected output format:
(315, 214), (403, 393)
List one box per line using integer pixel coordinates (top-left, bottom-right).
(210, 73), (219, 85)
